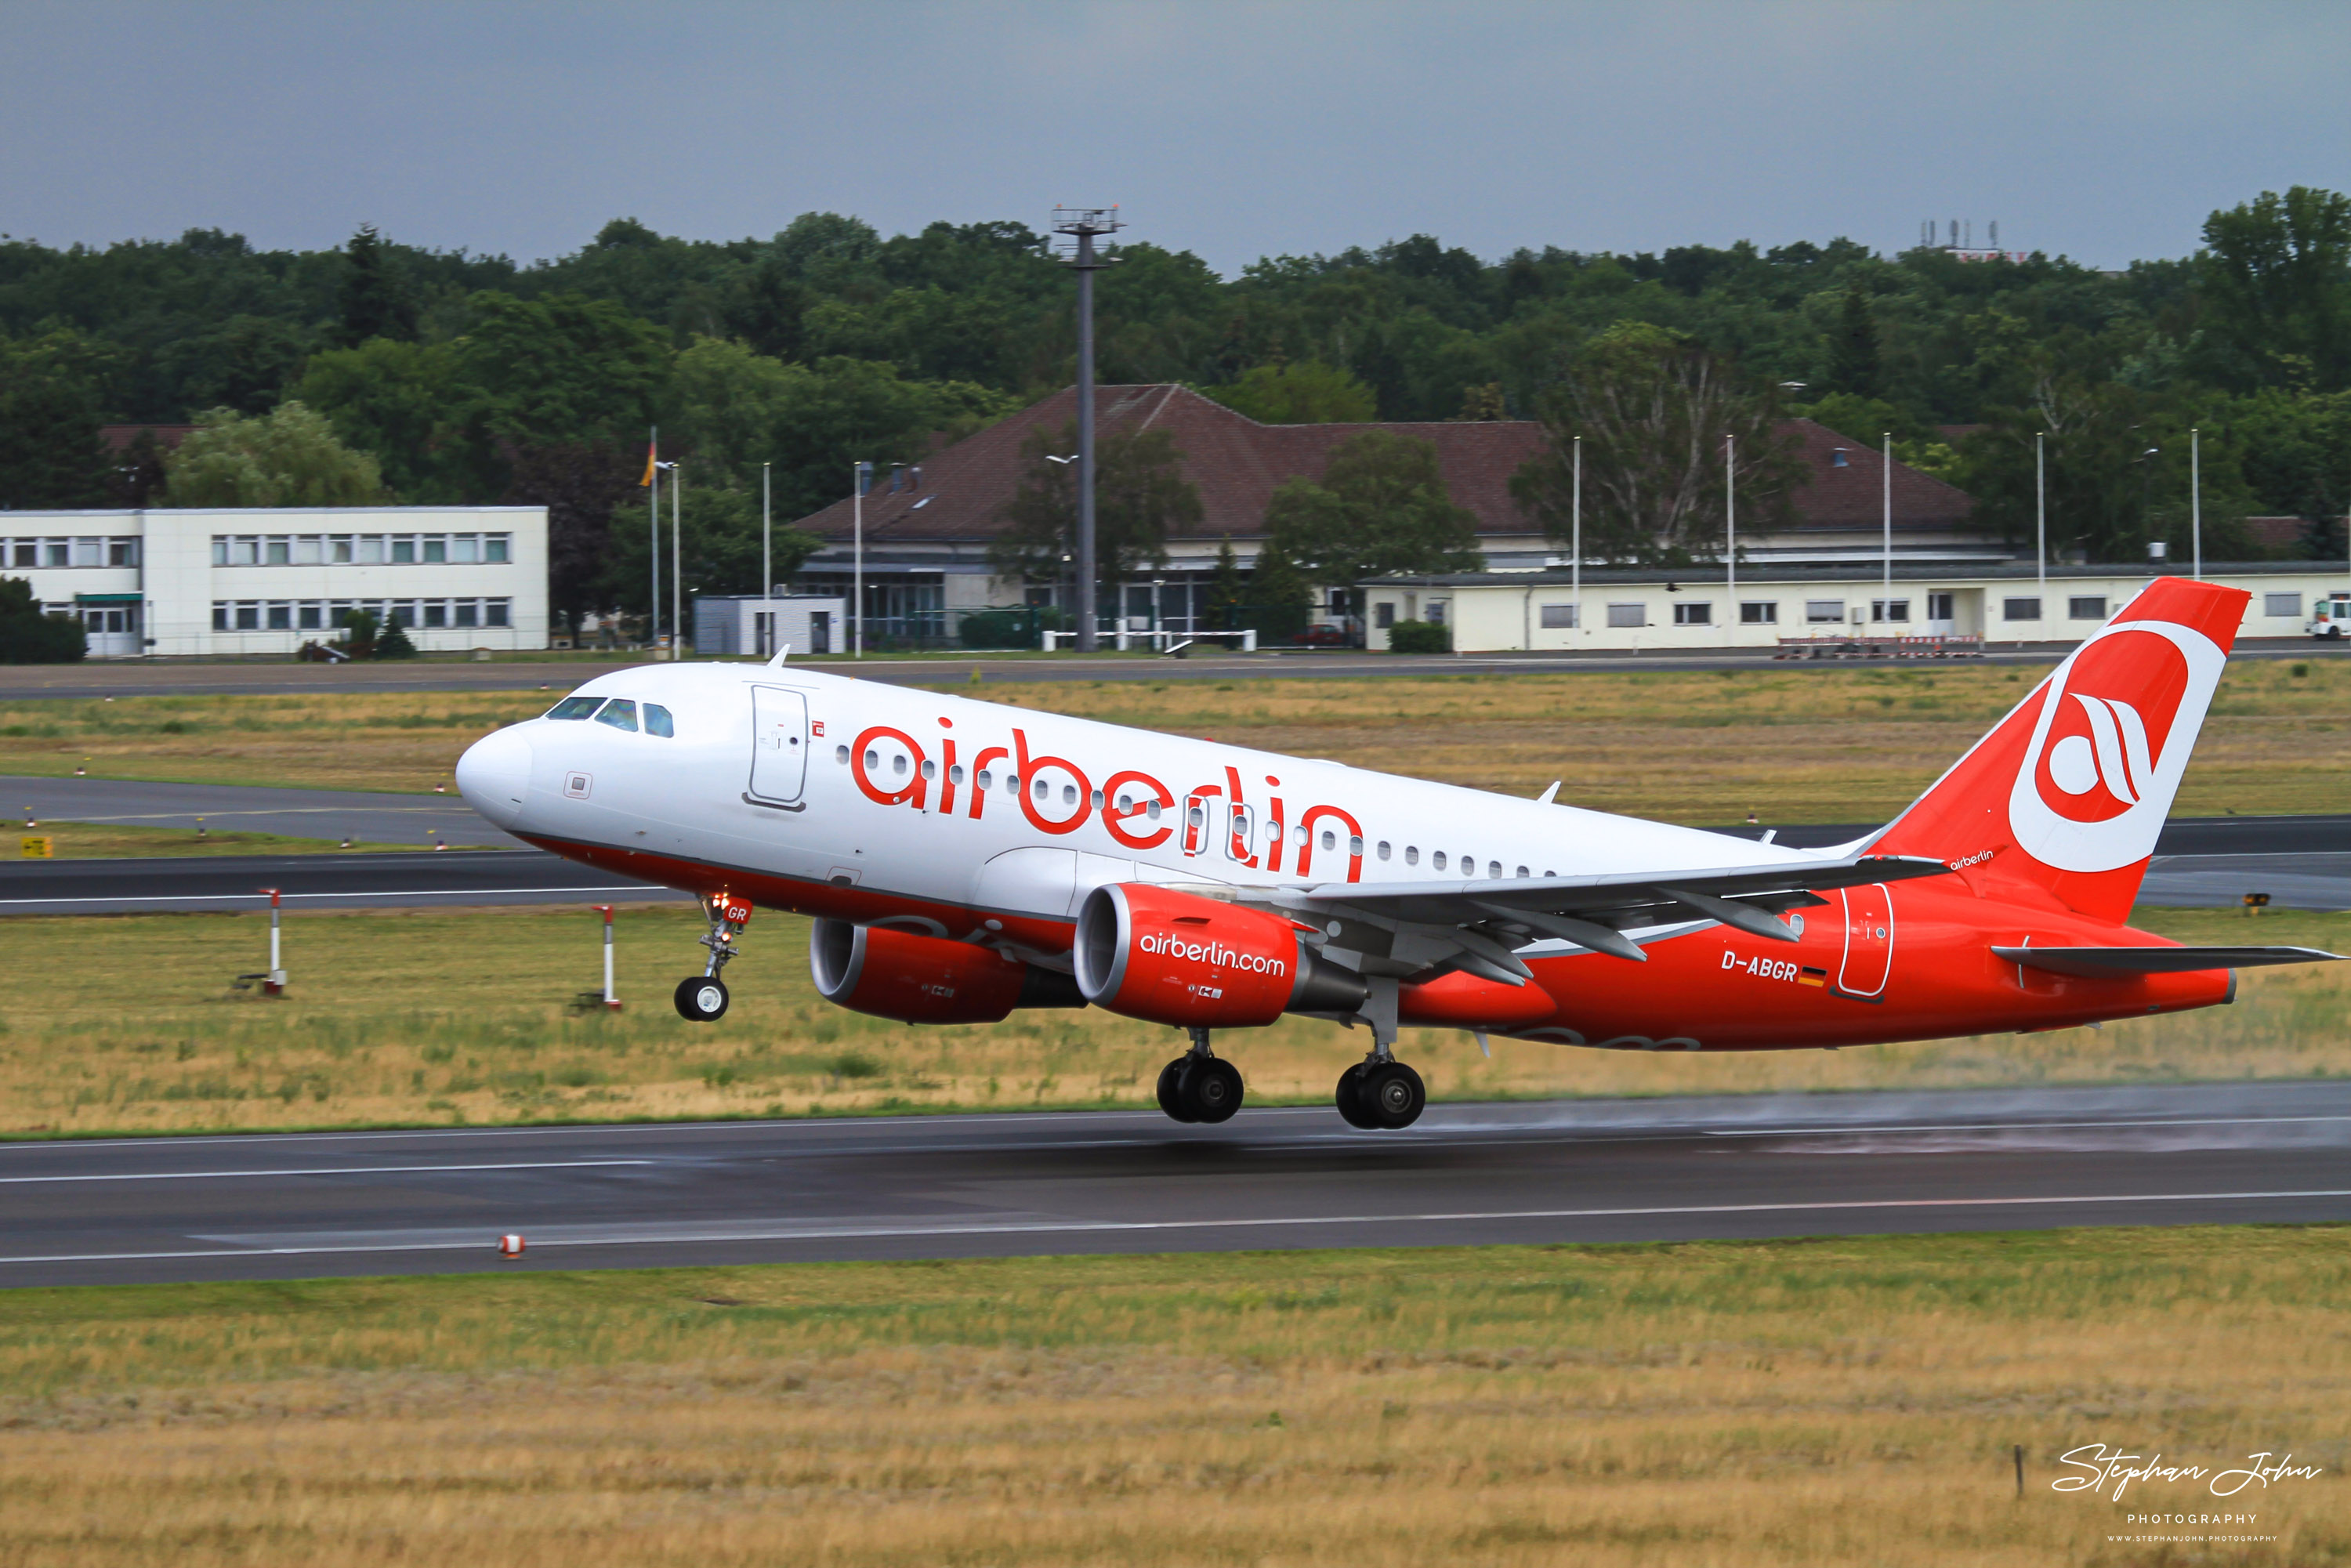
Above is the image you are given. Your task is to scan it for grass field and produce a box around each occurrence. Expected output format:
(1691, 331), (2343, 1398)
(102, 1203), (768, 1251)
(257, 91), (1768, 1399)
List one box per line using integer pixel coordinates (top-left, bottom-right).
(9, 820), (424, 858)
(0, 903), (2342, 1137)
(0, 1231), (2343, 1565)
(5, 657), (2349, 820)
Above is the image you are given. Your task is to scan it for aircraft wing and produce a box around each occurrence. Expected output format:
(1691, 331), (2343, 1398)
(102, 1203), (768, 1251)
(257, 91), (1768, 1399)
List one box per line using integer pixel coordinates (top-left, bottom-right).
(1284, 853), (1950, 971)
(1991, 944), (2342, 979)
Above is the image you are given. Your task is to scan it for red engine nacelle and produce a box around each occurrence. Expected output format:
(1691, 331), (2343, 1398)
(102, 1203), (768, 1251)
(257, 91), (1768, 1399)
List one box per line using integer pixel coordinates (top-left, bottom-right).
(810, 919), (1083, 1025)
(1074, 883), (1367, 1028)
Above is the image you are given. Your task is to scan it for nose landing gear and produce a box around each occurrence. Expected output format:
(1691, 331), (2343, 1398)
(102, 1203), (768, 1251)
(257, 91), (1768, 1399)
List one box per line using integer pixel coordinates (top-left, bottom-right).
(1155, 1026), (1244, 1124)
(674, 892), (752, 1023)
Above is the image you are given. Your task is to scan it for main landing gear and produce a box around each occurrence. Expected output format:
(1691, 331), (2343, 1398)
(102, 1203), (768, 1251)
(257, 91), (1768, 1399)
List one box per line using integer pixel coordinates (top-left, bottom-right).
(1156, 1026), (1244, 1124)
(674, 893), (752, 1023)
(1335, 1055), (1425, 1130)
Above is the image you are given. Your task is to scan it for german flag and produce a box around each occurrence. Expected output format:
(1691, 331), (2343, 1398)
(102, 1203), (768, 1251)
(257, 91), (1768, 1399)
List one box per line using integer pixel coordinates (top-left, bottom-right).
(639, 438), (657, 487)
(1797, 966), (1828, 988)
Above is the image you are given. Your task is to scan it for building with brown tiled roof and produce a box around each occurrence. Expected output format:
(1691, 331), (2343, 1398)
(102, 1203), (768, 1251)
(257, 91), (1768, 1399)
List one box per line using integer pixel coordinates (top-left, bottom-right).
(784, 385), (1992, 640)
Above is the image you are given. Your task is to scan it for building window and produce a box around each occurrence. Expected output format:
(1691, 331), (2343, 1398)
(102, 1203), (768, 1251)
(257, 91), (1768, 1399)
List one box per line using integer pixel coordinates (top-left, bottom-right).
(1425, 599), (1447, 625)
(392, 538), (416, 564)
(2004, 597), (2041, 621)
(266, 536), (291, 566)
(2266, 592), (2302, 618)
(294, 536), (323, 565)
(71, 537), (101, 567)
(9, 541), (33, 567)
(1871, 599), (1911, 624)
(422, 536), (447, 563)
(212, 603), (229, 632)
(1606, 603), (1644, 628)
(212, 536), (230, 567)
(1674, 602), (1712, 625)
(1831, 448), (1849, 467)
(1741, 601), (1777, 624)
(451, 534), (480, 564)
(299, 603), (323, 631)
(388, 602), (417, 628)
(1540, 603), (1578, 629)
(485, 534), (510, 563)
(236, 536), (261, 565)
(485, 599), (511, 628)
(358, 536), (386, 564)
(423, 601), (447, 628)
(330, 534), (353, 563)
(235, 603), (260, 631)
(1373, 602), (1396, 630)
(455, 600), (479, 628)
(107, 537), (139, 567)
(1806, 600), (1845, 625)
(2069, 596), (2107, 621)
(267, 603), (292, 631)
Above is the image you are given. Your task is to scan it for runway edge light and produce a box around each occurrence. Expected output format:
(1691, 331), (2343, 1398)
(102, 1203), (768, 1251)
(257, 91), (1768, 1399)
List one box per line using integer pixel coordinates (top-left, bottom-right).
(499, 1233), (525, 1258)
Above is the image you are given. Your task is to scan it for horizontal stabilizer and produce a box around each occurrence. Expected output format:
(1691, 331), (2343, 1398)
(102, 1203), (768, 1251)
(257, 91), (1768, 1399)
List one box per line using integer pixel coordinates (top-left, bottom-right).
(1991, 944), (2342, 979)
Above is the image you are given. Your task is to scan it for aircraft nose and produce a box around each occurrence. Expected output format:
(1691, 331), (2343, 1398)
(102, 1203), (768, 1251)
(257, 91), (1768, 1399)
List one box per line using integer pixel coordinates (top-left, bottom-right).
(456, 724), (534, 831)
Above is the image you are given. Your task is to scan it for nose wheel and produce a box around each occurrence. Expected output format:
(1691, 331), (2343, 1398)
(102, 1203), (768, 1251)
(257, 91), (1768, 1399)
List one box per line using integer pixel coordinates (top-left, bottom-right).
(1156, 1027), (1244, 1124)
(1336, 1058), (1425, 1129)
(674, 892), (752, 1022)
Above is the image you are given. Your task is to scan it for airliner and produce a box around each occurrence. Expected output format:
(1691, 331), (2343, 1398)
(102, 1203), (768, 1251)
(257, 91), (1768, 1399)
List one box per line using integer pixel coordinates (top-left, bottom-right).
(456, 578), (2334, 1129)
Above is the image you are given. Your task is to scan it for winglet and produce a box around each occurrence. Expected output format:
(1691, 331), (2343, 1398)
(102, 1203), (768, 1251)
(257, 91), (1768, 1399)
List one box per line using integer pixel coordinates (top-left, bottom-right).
(1535, 781), (1560, 806)
(765, 643), (792, 668)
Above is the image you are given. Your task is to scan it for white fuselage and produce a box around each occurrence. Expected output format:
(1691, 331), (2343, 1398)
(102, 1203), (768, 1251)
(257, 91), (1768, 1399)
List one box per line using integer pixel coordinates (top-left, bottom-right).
(457, 661), (1825, 936)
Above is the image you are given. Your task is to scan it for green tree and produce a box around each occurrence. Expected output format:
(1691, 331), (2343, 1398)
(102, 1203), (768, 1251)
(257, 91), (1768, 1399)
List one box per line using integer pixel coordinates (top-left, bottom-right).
(0, 328), (116, 509)
(1204, 535), (1247, 628)
(1824, 284), (1882, 398)
(295, 337), (461, 499)
(1509, 323), (1802, 563)
(2233, 387), (2351, 556)
(336, 224), (418, 347)
(602, 480), (822, 619)
(0, 577), (86, 663)
(1262, 430), (1483, 599)
(1204, 360), (1378, 423)
(455, 292), (670, 449)
(1241, 541), (1315, 642)
(987, 421), (1198, 600)
(161, 401), (388, 507)
(2197, 186), (2351, 389)
(154, 314), (313, 418)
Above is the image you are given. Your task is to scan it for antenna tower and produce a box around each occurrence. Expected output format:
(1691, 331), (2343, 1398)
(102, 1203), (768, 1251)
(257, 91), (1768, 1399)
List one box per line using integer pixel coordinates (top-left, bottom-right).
(1052, 205), (1123, 654)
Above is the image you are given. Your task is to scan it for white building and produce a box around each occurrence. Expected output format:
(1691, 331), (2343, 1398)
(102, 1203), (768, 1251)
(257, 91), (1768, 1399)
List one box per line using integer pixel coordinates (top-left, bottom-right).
(1360, 561), (2351, 652)
(2, 505), (549, 657)
(691, 596), (849, 657)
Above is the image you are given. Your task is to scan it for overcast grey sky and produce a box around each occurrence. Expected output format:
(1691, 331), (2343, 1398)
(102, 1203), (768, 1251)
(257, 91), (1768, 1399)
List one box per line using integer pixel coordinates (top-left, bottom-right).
(3, 2), (2346, 274)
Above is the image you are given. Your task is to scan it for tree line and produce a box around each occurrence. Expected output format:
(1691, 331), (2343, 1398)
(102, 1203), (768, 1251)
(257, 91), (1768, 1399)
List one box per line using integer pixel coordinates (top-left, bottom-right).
(3, 189), (2347, 634)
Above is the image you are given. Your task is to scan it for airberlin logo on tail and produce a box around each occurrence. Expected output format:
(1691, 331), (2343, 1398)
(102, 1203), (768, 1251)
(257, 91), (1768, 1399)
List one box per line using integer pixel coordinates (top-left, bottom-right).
(2008, 619), (2225, 874)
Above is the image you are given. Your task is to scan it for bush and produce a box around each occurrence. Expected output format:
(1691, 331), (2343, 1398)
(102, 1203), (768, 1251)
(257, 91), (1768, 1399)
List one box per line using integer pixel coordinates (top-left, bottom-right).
(1386, 618), (1451, 654)
(0, 578), (85, 664)
(959, 607), (1047, 649)
(375, 618), (418, 659)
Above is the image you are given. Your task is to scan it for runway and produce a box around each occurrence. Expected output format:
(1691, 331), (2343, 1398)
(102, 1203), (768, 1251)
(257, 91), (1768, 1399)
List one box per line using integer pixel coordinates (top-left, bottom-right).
(5, 774), (523, 849)
(7, 637), (2346, 701)
(4, 809), (2344, 914)
(4, 1081), (2346, 1288)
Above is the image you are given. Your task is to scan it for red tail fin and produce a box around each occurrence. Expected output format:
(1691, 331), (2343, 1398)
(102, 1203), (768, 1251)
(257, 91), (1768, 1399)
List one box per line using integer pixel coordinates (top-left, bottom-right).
(1871, 578), (2246, 925)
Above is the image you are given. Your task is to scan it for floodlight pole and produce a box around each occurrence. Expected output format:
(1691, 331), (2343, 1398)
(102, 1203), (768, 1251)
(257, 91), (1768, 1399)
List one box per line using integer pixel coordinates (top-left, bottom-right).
(762, 459), (773, 610)
(1053, 206), (1124, 654)
(853, 461), (871, 657)
(648, 426), (660, 655)
(671, 462), (683, 661)
(2190, 426), (2201, 580)
(1882, 431), (1893, 614)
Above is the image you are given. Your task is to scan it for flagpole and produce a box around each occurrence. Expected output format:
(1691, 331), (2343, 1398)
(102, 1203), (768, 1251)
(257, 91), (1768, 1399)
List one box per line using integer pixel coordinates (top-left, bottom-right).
(1882, 430), (1893, 626)
(648, 427), (659, 657)
(2035, 431), (2046, 646)
(2190, 426), (2201, 580)
(762, 461), (773, 639)
(853, 462), (866, 659)
(671, 461), (682, 661)
(1571, 436), (1581, 640)
(1725, 432), (1736, 641)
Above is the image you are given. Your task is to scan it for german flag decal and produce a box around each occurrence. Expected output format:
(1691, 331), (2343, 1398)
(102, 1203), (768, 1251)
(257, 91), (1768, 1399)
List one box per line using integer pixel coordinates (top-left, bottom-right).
(1798, 966), (1828, 988)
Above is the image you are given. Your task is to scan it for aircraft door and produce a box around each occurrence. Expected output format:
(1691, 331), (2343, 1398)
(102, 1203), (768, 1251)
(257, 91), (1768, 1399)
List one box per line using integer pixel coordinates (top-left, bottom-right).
(748, 685), (810, 803)
(1836, 883), (1893, 998)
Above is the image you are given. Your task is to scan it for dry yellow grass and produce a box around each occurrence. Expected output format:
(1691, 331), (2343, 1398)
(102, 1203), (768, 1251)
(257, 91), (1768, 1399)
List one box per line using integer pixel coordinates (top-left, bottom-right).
(9, 820), (422, 858)
(0, 1233), (2345, 1565)
(6, 657), (2349, 820)
(0, 904), (2343, 1137)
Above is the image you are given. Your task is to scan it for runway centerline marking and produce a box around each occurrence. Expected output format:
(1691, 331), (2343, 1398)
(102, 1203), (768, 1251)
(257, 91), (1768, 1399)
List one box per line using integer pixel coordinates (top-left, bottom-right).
(3, 1187), (2346, 1268)
(0, 1160), (654, 1185)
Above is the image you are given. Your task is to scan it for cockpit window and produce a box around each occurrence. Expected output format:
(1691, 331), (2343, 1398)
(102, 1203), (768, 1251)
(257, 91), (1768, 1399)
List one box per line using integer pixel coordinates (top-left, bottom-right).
(593, 697), (639, 732)
(643, 703), (675, 738)
(545, 695), (603, 720)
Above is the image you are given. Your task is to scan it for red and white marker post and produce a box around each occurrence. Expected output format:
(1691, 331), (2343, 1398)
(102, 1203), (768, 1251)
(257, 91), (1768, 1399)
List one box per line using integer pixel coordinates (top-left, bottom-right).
(593, 904), (620, 1009)
(498, 1233), (525, 1258)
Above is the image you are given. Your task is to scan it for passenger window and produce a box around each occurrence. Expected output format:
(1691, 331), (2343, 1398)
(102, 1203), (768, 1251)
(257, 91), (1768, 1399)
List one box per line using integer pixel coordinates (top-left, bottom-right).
(1405, 846), (1419, 866)
(1377, 842), (1392, 860)
(546, 695), (603, 720)
(1432, 852), (1447, 871)
(643, 703), (674, 738)
(593, 698), (639, 732)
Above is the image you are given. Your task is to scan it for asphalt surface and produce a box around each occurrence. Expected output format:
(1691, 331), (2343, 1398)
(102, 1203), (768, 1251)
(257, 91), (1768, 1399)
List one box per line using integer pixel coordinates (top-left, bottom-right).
(5, 809), (2344, 915)
(4, 1081), (2346, 1288)
(9, 637), (2349, 700)
(5, 774), (522, 849)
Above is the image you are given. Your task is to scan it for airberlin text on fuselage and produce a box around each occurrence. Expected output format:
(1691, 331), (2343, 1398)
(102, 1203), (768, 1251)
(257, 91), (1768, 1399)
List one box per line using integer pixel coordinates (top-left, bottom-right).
(846, 716), (1367, 882)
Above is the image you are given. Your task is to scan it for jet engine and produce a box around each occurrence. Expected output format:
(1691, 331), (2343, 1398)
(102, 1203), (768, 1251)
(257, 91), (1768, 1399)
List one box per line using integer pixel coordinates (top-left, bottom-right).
(1073, 883), (1368, 1028)
(810, 919), (1083, 1025)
